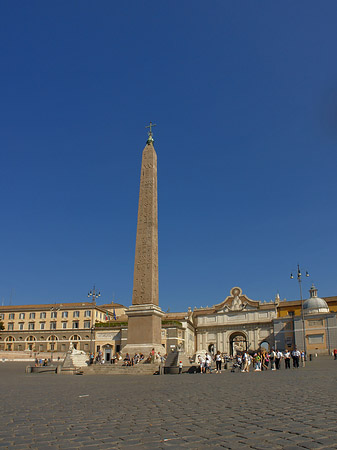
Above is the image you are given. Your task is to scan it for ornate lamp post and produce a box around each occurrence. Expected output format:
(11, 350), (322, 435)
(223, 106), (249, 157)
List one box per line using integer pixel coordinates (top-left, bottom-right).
(49, 305), (61, 362)
(88, 286), (100, 359)
(290, 265), (309, 355)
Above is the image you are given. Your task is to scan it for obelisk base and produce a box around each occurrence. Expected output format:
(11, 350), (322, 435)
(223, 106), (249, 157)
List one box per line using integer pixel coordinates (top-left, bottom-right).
(122, 304), (165, 356)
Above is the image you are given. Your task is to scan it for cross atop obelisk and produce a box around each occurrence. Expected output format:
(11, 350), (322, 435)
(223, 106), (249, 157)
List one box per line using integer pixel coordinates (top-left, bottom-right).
(145, 121), (156, 144)
(123, 124), (164, 356)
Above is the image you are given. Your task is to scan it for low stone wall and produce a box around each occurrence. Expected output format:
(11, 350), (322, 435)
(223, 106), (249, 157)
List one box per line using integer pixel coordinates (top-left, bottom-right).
(0, 351), (66, 361)
(83, 363), (161, 375)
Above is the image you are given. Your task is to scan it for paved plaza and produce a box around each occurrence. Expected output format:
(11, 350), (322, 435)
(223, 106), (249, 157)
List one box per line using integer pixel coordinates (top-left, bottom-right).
(0, 357), (336, 450)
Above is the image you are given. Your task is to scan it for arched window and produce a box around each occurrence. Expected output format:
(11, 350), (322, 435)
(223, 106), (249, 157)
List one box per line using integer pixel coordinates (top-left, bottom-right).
(70, 335), (81, 341)
(5, 336), (15, 351)
(47, 335), (58, 351)
(25, 335), (36, 351)
(47, 335), (59, 341)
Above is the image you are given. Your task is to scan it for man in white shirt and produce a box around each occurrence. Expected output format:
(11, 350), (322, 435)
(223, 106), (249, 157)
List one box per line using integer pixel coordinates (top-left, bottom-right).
(284, 350), (291, 369)
(275, 350), (283, 370)
(292, 348), (301, 368)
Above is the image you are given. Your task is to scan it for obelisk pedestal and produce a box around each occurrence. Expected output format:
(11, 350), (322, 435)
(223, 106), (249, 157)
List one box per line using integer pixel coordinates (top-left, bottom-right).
(122, 128), (165, 357)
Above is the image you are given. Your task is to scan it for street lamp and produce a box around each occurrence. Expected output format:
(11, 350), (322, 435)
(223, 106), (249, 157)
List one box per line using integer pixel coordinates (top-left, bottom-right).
(88, 286), (100, 359)
(49, 306), (61, 362)
(290, 264), (309, 356)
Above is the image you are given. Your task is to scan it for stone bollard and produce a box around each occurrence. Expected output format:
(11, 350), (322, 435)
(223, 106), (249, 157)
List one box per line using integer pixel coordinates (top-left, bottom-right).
(56, 365), (62, 374)
(25, 366), (32, 374)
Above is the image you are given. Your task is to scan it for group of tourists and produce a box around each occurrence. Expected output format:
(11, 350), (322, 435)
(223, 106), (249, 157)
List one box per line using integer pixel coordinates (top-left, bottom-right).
(238, 348), (305, 372)
(196, 348), (306, 373)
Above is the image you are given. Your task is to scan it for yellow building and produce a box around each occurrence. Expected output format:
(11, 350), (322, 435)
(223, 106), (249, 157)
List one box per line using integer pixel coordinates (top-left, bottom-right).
(0, 301), (111, 354)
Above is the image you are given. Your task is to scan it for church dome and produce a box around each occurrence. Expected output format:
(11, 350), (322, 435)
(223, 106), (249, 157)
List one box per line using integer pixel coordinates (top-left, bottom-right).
(303, 284), (329, 315)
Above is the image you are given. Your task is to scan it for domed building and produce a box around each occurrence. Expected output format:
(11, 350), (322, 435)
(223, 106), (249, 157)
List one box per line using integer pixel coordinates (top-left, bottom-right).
(303, 285), (330, 315)
(274, 284), (337, 355)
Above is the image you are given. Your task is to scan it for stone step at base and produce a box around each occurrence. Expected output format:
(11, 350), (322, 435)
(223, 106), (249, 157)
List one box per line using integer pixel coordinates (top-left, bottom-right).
(83, 363), (161, 375)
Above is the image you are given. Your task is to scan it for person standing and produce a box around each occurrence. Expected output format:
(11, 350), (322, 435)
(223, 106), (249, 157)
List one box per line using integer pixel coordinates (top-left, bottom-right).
(301, 351), (306, 368)
(334, 349), (337, 360)
(275, 350), (283, 370)
(284, 350), (291, 369)
(215, 351), (222, 373)
(178, 360), (183, 374)
(270, 349), (276, 370)
(198, 355), (205, 373)
(292, 348), (300, 368)
(241, 352), (248, 372)
(205, 353), (212, 373)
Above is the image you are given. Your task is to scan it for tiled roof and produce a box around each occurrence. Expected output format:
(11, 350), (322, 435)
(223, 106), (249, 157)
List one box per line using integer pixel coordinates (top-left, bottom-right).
(0, 302), (109, 312)
(100, 302), (126, 309)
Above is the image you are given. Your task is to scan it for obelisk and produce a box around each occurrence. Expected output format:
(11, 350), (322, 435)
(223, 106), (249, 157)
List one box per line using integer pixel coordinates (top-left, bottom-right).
(123, 123), (164, 356)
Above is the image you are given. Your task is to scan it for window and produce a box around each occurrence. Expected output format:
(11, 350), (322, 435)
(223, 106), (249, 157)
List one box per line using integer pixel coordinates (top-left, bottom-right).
(40, 322), (45, 330)
(51, 311), (57, 319)
(62, 322), (67, 329)
(85, 310), (91, 317)
(286, 337), (293, 347)
(50, 322), (56, 330)
(308, 320), (324, 327)
(0, 314), (4, 320)
(19, 313), (25, 320)
(28, 322), (35, 330)
(84, 321), (91, 329)
(308, 334), (324, 344)
(62, 311), (68, 318)
(8, 323), (14, 331)
(9, 313), (15, 320)
(70, 335), (80, 341)
(40, 312), (46, 319)
(29, 313), (35, 320)
(19, 323), (24, 330)
(73, 311), (80, 318)
(72, 321), (79, 329)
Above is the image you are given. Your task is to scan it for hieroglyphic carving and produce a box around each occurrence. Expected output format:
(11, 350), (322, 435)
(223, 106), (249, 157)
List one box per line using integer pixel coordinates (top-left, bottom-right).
(132, 142), (159, 306)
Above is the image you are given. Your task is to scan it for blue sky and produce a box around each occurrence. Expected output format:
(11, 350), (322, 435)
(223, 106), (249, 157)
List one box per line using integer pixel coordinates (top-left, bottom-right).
(1, 1), (337, 311)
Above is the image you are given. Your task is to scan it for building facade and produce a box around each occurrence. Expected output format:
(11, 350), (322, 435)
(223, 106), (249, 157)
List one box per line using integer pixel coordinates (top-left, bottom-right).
(1, 286), (337, 358)
(0, 302), (113, 354)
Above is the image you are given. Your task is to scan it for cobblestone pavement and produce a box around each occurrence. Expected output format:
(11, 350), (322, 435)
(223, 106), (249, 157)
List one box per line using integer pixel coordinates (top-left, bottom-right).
(0, 357), (337, 449)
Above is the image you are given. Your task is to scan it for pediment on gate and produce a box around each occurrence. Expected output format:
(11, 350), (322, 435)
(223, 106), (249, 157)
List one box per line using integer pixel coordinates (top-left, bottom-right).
(214, 287), (261, 313)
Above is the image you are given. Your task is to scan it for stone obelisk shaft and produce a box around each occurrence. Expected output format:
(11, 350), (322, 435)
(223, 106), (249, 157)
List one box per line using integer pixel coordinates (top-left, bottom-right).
(132, 142), (159, 306)
(123, 138), (164, 355)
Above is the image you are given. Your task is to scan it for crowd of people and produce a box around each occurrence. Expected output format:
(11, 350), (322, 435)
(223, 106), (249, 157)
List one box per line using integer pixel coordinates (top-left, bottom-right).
(89, 348), (167, 366)
(197, 348), (306, 373)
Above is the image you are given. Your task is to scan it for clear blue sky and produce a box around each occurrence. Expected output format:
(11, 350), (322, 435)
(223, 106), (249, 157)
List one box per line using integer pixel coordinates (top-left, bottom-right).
(1, 1), (337, 310)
